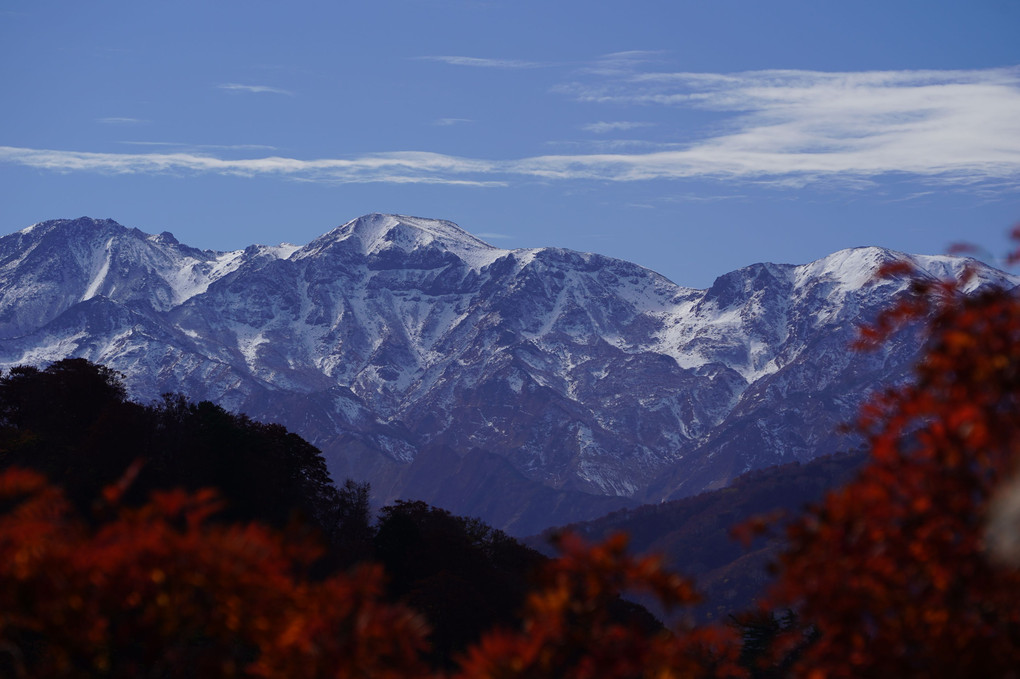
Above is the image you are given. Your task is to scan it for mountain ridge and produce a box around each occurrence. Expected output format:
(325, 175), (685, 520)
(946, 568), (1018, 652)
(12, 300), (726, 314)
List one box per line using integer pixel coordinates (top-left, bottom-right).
(1, 214), (1013, 534)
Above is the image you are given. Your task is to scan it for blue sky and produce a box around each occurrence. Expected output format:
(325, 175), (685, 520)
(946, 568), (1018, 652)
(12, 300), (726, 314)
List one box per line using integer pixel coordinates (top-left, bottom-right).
(2, 0), (1018, 287)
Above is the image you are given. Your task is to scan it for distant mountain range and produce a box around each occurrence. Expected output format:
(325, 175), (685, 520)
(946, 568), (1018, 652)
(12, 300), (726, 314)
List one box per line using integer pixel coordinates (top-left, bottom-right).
(1, 215), (1013, 534)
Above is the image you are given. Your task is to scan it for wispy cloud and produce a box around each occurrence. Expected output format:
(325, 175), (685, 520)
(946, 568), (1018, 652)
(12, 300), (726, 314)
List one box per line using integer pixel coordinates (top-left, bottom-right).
(433, 117), (474, 126)
(549, 67), (1020, 184)
(476, 232), (512, 240)
(416, 55), (545, 69)
(97, 117), (147, 125)
(119, 141), (279, 151)
(545, 139), (682, 152)
(0, 146), (506, 187)
(580, 50), (667, 77)
(5, 68), (1019, 189)
(660, 193), (749, 204)
(581, 121), (655, 134)
(218, 83), (294, 96)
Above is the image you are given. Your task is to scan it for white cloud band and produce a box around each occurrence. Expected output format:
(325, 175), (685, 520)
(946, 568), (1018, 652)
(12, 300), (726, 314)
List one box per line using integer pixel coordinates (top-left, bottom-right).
(555, 67), (1020, 181)
(0, 146), (507, 186)
(4, 68), (1019, 188)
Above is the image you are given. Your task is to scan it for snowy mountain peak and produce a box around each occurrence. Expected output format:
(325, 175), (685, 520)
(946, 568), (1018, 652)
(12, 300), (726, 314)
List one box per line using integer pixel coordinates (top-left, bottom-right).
(19, 216), (128, 242)
(0, 217), (250, 337)
(795, 246), (1016, 294)
(793, 246), (909, 290)
(301, 213), (508, 270)
(364, 213), (491, 245)
(149, 230), (180, 246)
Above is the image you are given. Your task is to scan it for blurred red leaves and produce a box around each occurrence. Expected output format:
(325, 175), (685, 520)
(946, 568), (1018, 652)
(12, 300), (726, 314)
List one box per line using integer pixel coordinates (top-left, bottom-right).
(0, 469), (737, 678)
(0, 469), (431, 678)
(764, 240), (1020, 678)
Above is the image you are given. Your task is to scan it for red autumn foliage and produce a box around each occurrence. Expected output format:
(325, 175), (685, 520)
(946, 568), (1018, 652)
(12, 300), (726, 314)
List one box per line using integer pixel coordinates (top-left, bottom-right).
(0, 467), (431, 678)
(765, 250), (1020, 677)
(0, 465), (734, 678)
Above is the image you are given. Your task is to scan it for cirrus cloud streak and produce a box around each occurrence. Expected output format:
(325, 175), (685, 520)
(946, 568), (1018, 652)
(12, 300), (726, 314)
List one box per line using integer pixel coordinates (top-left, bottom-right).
(0, 147), (506, 187)
(218, 83), (294, 96)
(3, 67), (1019, 188)
(416, 55), (546, 69)
(553, 67), (1020, 182)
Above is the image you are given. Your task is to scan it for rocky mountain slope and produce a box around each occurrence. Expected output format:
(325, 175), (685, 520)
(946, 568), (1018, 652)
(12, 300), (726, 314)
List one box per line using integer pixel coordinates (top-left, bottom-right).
(1, 214), (1012, 534)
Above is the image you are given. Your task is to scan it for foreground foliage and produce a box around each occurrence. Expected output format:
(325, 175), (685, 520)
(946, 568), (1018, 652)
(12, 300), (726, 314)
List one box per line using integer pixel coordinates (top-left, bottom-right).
(0, 468), (737, 677)
(0, 467), (430, 678)
(758, 255), (1020, 677)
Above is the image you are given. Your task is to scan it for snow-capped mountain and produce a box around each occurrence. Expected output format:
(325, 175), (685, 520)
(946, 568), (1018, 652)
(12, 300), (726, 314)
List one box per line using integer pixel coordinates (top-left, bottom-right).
(1, 215), (1013, 534)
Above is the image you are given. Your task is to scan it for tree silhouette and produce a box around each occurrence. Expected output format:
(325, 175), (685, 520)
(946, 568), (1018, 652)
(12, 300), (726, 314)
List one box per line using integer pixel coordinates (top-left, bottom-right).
(373, 500), (545, 669)
(0, 361), (346, 539)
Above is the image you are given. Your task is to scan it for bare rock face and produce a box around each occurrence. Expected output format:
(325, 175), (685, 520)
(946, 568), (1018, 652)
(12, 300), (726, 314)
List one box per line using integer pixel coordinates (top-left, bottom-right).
(1, 214), (1013, 535)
